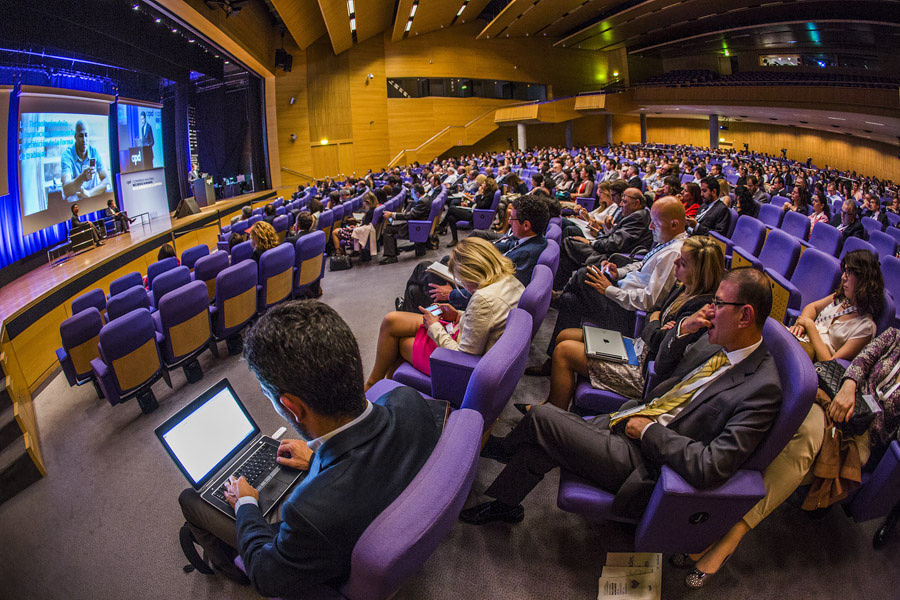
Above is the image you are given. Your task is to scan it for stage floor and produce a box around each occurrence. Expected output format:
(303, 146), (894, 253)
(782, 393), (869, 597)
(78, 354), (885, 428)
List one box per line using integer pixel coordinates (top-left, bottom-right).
(0, 189), (278, 324)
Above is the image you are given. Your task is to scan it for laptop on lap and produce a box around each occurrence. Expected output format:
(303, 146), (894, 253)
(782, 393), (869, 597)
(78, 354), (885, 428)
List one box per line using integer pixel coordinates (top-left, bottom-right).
(155, 378), (305, 519)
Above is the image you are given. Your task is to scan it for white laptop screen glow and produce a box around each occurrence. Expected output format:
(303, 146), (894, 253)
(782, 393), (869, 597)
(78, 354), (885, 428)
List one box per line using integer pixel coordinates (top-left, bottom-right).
(162, 388), (255, 484)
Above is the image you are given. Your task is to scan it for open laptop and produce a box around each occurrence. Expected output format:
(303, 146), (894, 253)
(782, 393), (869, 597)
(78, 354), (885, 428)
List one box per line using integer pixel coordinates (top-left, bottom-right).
(155, 378), (305, 519)
(582, 325), (631, 363)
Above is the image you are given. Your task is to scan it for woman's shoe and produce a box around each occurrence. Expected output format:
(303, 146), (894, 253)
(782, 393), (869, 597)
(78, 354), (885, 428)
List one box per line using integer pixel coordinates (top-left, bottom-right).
(684, 554), (731, 590)
(669, 553), (696, 569)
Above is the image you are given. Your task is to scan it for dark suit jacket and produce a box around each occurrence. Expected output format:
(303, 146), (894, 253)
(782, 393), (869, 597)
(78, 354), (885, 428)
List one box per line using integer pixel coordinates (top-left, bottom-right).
(590, 208), (651, 256)
(235, 386), (444, 598)
(840, 219), (869, 242)
(610, 329), (782, 517)
(692, 199), (731, 236)
(861, 209), (889, 231)
(393, 194), (433, 222)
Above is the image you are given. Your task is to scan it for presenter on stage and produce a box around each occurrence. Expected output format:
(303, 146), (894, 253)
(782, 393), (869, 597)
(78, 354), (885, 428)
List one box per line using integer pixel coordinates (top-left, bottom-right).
(140, 111), (154, 166)
(61, 121), (111, 202)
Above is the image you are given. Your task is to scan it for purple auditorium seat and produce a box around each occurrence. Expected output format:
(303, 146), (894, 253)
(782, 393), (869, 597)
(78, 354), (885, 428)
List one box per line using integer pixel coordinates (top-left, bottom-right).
(257, 243), (295, 313)
(545, 223), (562, 246)
(90, 308), (171, 413)
(733, 227), (801, 278)
(109, 271), (143, 298)
(537, 239), (560, 278)
(726, 208), (739, 237)
(152, 280), (216, 382)
(887, 213), (900, 228)
(780, 210), (811, 241)
(771, 195), (790, 209)
(710, 215), (765, 265)
(316, 209), (334, 238)
(861, 216), (884, 237)
(106, 285), (151, 321)
(404, 191), (446, 247)
(518, 264), (553, 339)
(275, 206), (286, 217)
(332, 204), (345, 229)
(180, 244), (209, 271)
(548, 216), (562, 229)
(273, 215), (289, 243)
(146, 257), (179, 290)
(767, 247), (842, 324)
(756, 203), (784, 229)
(236, 407), (483, 600)
(392, 309), (532, 412)
(804, 222), (842, 256)
(192, 250), (229, 303)
(232, 219), (250, 235)
(56, 307), (104, 395)
(456, 189), (500, 231)
(881, 256), (900, 327)
(875, 289), (895, 335)
(557, 317), (816, 553)
(71, 288), (106, 319)
(868, 230), (898, 260)
(230, 240), (254, 265)
(885, 227), (900, 248)
(839, 237), (877, 260)
(248, 215), (263, 227)
(252, 207), (264, 217)
(293, 230), (327, 297)
(151, 266), (191, 309)
(210, 260), (258, 351)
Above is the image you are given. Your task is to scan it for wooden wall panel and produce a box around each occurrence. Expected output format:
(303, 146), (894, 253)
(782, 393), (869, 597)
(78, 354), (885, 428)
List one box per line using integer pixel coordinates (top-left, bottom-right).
(181, 0), (275, 69)
(337, 143), (356, 177)
(311, 144), (341, 176)
(306, 36), (353, 143)
(441, 126), (518, 159)
(348, 34), (390, 174)
(525, 122), (569, 148)
(645, 117), (709, 148)
(9, 306), (66, 391)
(612, 115), (641, 145)
(572, 115), (607, 147)
(275, 41), (314, 185)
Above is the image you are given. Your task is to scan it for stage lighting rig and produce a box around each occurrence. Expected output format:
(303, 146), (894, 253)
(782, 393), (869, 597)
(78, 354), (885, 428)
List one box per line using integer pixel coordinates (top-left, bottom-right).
(204, 0), (248, 18)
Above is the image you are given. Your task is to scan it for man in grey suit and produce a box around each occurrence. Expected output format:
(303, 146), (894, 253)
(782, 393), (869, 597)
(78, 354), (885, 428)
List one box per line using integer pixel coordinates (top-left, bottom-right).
(461, 267), (782, 524)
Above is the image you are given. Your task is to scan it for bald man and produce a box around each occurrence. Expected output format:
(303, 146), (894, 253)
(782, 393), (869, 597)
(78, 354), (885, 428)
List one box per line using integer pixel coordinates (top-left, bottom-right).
(61, 120), (110, 202)
(533, 197), (688, 374)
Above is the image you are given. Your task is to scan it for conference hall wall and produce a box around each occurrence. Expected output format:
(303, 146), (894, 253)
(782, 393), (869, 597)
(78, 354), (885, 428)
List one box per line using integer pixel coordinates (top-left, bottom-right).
(275, 23), (619, 182)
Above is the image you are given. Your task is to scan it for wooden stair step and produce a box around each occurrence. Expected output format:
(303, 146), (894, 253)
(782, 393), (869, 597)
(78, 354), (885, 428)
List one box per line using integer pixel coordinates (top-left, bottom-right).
(0, 433), (43, 506)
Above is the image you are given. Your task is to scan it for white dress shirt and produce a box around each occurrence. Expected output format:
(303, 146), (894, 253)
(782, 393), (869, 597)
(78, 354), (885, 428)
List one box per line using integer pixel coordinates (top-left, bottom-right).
(605, 232), (687, 311)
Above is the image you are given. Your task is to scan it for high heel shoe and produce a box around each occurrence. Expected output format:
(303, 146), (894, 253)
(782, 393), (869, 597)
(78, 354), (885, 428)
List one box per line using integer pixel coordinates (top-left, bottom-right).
(684, 554), (731, 590)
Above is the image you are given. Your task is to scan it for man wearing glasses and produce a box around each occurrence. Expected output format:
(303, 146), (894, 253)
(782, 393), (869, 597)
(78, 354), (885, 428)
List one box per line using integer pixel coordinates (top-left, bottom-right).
(462, 267), (782, 524)
(834, 199), (869, 243)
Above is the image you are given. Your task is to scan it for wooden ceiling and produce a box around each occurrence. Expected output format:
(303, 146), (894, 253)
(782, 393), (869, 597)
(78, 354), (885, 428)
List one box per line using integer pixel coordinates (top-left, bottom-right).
(268, 0), (900, 58)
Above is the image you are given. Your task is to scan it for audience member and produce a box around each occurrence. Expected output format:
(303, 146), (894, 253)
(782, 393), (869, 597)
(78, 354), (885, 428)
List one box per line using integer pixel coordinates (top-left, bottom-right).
(379, 187), (434, 264)
(441, 177), (498, 246)
(366, 237), (525, 389)
(249, 221), (279, 262)
(688, 177), (731, 236)
(860, 192), (890, 231)
(809, 192), (831, 230)
(178, 301), (444, 596)
(834, 199), (869, 242)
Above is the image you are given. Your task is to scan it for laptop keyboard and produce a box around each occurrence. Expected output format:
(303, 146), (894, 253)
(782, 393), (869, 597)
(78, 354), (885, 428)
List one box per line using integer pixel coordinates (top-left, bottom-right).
(212, 443), (278, 501)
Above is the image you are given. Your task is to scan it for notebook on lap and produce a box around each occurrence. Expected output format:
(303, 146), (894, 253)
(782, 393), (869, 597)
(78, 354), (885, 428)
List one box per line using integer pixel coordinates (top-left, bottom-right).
(155, 378), (305, 519)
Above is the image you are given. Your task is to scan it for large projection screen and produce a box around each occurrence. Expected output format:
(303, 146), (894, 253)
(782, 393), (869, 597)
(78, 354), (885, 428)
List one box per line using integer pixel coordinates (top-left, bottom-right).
(17, 88), (114, 235)
(0, 87), (10, 198)
(117, 100), (164, 174)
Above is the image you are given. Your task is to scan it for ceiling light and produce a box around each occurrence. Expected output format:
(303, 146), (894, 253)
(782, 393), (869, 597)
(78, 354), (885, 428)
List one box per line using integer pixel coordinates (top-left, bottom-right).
(224, 60), (230, 64)
(827, 117), (846, 121)
(189, 39), (195, 43)
(347, 0), (354, 15)
(171, 27), (177, 33)
(320, 138), (329, 145)
(864, 121), (884, 126)
(132, 4), (140, 10)
(457, 5), (465, 16)
(154, 17), (161, 23)
(410, 3), (417, 16)
(350, 17), (356, 31)
(405, 21), (412, 32)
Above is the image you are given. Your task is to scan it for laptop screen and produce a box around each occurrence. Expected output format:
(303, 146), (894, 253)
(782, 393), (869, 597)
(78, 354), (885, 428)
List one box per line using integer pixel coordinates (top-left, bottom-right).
(155, 379), (260, 488)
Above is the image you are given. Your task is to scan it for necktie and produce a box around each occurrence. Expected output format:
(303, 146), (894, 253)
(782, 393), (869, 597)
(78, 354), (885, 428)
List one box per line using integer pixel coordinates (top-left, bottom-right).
(609, 351), (730, 426)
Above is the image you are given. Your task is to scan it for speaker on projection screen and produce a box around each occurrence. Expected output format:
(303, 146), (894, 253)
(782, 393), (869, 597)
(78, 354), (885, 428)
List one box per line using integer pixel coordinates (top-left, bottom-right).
(174, 197), (201, 218)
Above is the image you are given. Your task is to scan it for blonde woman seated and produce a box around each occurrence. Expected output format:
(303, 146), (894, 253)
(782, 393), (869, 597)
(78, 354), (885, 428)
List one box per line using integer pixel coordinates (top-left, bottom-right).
(365, 237), (524, 391)
(250, 221), (279, 262)
(523, 236), (724, 412)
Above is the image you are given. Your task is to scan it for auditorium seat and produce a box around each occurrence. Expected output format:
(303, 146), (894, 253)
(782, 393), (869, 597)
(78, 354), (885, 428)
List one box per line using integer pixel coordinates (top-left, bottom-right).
(545, 223), (562, 246)
(766, 247), (842, 324)
(106, 285), (152, 321)
(150, 266), (191, 309)
(210, 260), (259, 353)
(316, 209), (334, 238)
(733, 227), (801, 278)
(230, 240), (254, 264)
(757, 203), (784, 229)
(192, 250), (229, 303)
(180, 244), (210, 271)
(293, 230), (327, 298)
(248, 215), (263, 226)
(90, 308), (171, 414)
(71, 288), (106, 320)
(146, 257), (179, 290)
(803, 222), (842, 256)
(517, 264), (553, 339)
(152, 280), (216, 383)
(868, 230), (898, 260)
(109, 272), (143, 298)
(556, 317), (816, 552)
(881, 256), (900, 328)
(536, 239), (561, 278)
(861, 216), (885, 237)
(839, 237), (878, 260)
(885, 227), (900, 248)
(780, 210), (811, 241)
(257, 243), (295, 313)
(56, 307), (104, 396)
(273, 215), (289, 243)
(710, 215), (766, 264)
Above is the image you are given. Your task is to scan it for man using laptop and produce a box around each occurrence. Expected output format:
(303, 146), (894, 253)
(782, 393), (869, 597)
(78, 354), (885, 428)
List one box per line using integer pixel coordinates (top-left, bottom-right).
(178, 301), (445, 595)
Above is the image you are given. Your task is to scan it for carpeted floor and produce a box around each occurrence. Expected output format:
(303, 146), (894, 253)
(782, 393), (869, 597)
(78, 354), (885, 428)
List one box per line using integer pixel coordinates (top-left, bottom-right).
(1, 232), (897, 600)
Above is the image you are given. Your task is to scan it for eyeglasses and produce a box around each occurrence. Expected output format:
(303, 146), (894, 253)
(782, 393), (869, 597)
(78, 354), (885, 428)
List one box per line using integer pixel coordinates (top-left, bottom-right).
(712, 298), (747, 309)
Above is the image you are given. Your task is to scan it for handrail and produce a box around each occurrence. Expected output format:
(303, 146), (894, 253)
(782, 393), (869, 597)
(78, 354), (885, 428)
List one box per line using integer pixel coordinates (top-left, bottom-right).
(280, 167), (316, 182)
(387, 106), (500, 168)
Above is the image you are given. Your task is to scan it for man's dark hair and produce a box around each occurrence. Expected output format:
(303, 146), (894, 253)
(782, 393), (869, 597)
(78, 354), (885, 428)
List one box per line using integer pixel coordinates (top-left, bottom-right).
(71, 204), (78, 215)
(723, 267), (772, 329)
(328, 190), (341, 206)
(107, 199), (114, 207)
(694, 166), (707, 178)
(157, 243), (176, 261)
(243, 300), (366, 418)
(241, 205), (253, 219)
(610, 180), (628, 195)
(701, 176), (720, 197)
(373, 187), (388, 204)
(512, 193), (550, 235)
(265, 204), (276, 216)
(663, 175), (681, 192)
(295, 211), (314, 231)
(140, 111), (146, 119)
(747, 174), (759, 186)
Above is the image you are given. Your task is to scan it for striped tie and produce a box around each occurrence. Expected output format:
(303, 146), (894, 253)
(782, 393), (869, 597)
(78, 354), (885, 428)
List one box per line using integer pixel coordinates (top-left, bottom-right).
(609, 351), (730, 427)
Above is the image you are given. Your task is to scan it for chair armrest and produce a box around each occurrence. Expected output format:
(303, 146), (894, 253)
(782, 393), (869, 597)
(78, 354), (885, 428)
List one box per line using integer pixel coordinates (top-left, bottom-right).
(731, 245), (762, 270)
(429, 348), (481, 408)
(709, 231), (733, 258)
(847, 441), (900, 522)
(634, 466), (766, 553)
(56, 348), (76, 386)
(90, 357), (120, 405)
(633, 310), (647, 337)
(764, 267), (802, 325)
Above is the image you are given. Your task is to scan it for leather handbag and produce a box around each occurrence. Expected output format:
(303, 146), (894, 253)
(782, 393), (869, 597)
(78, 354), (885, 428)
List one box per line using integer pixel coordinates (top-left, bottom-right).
(329, 255), (352, 271)
(814, 360), (876, 437)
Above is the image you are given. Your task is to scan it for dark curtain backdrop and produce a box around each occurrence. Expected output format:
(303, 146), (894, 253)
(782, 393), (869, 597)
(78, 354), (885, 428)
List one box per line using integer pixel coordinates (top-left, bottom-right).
(194, 86), (249, 186)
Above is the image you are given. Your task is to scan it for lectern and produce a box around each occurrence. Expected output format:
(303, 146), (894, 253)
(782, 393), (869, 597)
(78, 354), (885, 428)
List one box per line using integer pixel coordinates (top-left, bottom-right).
(191, 178), (215, 207)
